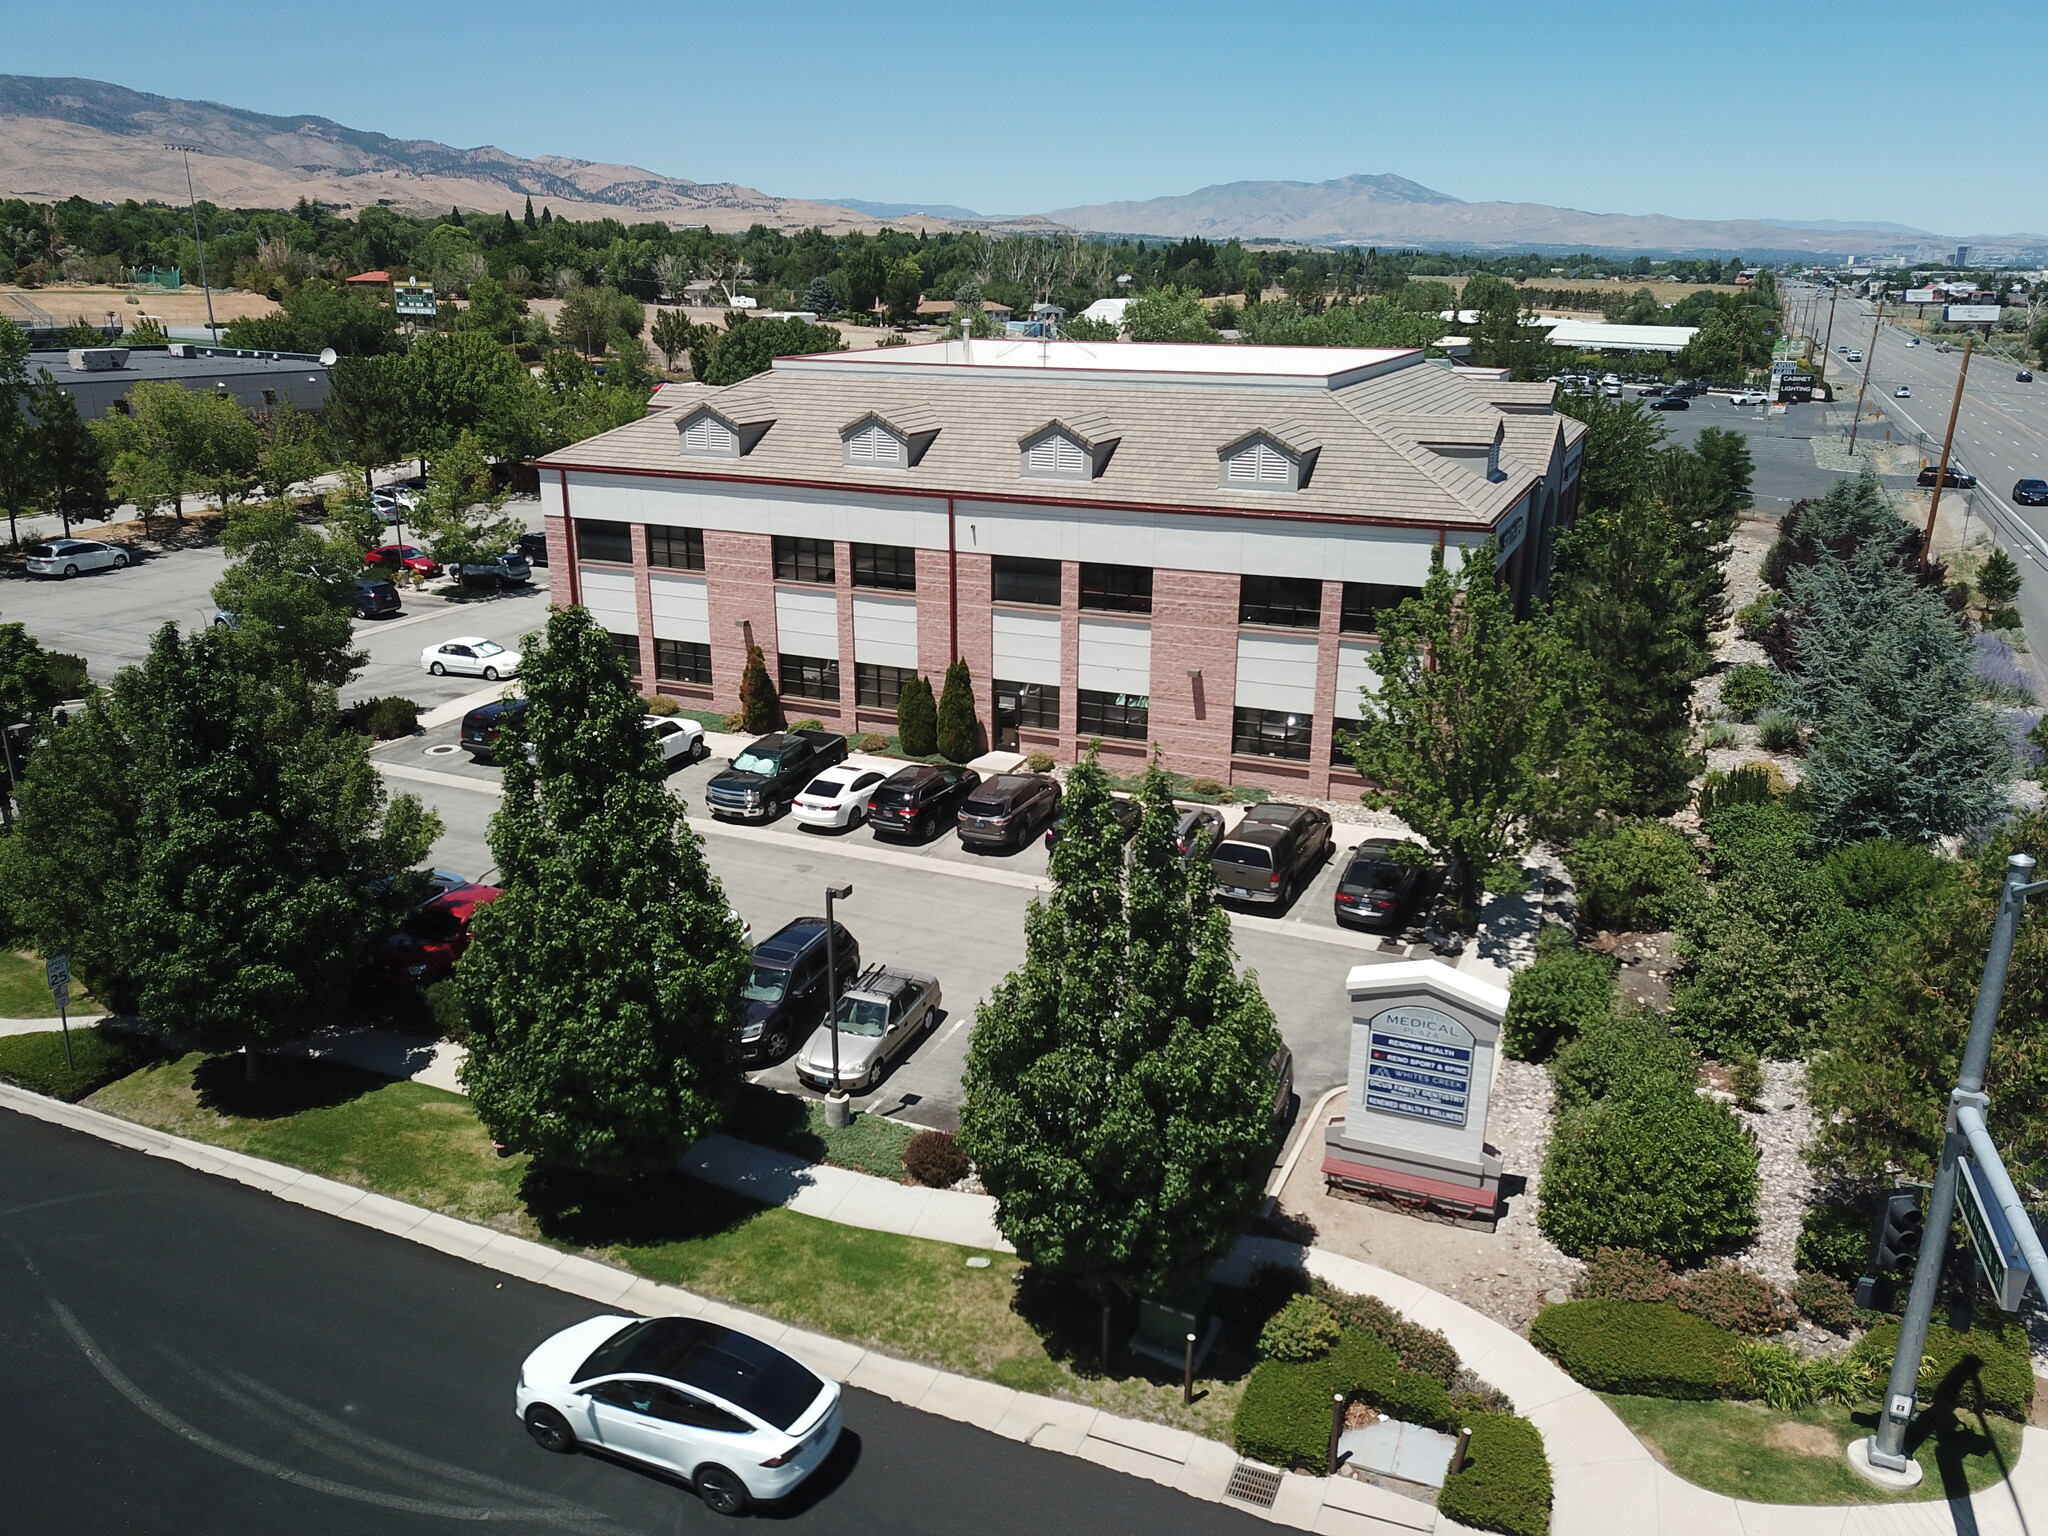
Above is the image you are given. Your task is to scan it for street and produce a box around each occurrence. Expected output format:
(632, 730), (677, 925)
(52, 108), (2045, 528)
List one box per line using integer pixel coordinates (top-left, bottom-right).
(0, 1108), (1270, 1536)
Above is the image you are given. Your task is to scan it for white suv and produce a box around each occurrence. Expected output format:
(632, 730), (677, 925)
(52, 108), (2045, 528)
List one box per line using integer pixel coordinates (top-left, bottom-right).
(26, 538), (129, 579)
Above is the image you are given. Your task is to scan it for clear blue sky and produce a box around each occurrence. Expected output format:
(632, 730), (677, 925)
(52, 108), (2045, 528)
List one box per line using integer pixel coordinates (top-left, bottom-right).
(10, 0), (2045, 235)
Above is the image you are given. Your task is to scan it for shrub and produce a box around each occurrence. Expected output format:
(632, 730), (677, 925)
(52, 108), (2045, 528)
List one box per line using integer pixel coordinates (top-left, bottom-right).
(644, 694), (681, 716)
(1572, 1247), (1679, 1304)
(788, 716), (824, 732)
(1501, 927), (1616, 1062)
(1971, 632), (2036, 705)
(1188, 776), (1228, 799)
(896, 674), (936, 757)
(738, 642), (779, 733)
(1388, 1319), (1461, 1389)
(858, 732), (891, 753)
(1436, 1413), (1552, 1536)
(1023, 751), (1057, 773)
(1549, 1008), (1695, 1112)
(426, 978), (469, 1042)
(1259, 1295), (1341, 1362)
(364, 695), (421, 739)
(1703, 721), (1738, 749)
(1307, 1282), (1458, 1385)
(1796, 1199), (1876, 1282)
(0, 1024), (163, 1102)
(1720, 662), (1785, 722)
(1738, 1340), (1815, 1410)
(1734, 591), (1778, 642)
(1529, 1300), (1745, 1399)
(1538, 1083), (1759, 1263)
(1565, 820), (1699, 932)
(1234, 1325), (1460, 1470)
(1805, 1353), (1871, 1406)
(723, 711), (747, 732)
(1694, 761), (1785, 820)
(902, 1129), (970, 1188)
(1792, 1270), (1856, 1333)
(1853, 1317), (2034, 1419)
(936, 659), (978, 762)
(1725, 1052), (1763, 1109)
(1449, 1371), (1517, 1417)
(1674, 1264), (1792, 1335)
(1754, 707), (1801, 752)
(47, 652), (90, 696)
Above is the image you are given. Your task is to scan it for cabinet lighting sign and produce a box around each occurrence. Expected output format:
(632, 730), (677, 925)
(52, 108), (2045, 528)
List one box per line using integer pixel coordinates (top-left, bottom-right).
(394, 280), (437, 318)
(1364, 1004), (1474, 1128)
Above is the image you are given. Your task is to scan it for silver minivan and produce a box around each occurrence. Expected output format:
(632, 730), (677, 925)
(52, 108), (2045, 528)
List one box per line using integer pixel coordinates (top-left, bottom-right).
(26, 538), (128, 579)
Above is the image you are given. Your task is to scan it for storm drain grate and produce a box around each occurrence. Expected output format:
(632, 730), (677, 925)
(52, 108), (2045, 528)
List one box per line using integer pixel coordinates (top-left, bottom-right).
(1226, 1461), (1283, 1508)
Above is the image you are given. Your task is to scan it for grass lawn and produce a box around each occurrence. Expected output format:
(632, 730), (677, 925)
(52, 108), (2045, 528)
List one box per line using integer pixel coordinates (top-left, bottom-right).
(1605, 1393), (2023, 1504)
(88, 1051), (1249, 1437)
(725, 1081), (919, 1181)
(0, 950), (97, 1017)
(0, 1025), (163, 1102)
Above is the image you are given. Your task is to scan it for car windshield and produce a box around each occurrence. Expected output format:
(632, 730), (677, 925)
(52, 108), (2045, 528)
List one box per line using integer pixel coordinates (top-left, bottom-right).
(741, 965), (789, 1004)
(732, 751), (781, 775)
(472, 641), (505, 658)
(1215, 842), (1273, 868)
(834, 996), (888, 1036)
(401, 906), (463, 942)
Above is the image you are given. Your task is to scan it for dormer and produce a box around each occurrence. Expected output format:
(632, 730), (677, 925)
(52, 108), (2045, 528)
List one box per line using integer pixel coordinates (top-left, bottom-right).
(841, 406), (939, 469)
(1401, 416), (1507, 483)
(676, 403), (773, 460)
(1019, 413), (1118, 481)
(1218, 422), (1319, 492)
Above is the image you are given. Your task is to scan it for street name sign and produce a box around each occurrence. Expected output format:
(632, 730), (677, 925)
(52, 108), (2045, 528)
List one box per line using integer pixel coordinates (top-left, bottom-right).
(1958, 1154), (2030, 1311)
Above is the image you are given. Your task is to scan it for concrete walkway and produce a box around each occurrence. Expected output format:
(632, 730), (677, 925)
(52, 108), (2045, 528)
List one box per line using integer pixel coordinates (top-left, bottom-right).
(0, 1014), (103, 1039)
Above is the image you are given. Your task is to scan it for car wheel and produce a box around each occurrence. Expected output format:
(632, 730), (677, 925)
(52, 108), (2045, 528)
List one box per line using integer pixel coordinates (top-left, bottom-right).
(63, 564), (79, 579)
(483, 666), (500, 681)
(523, 1404), (577, 1453)
(694, 1464), (751, 1517)
(111, 551), (129, 568)
(764, 1028), (790, 1060)
(429, 662), (446, 676)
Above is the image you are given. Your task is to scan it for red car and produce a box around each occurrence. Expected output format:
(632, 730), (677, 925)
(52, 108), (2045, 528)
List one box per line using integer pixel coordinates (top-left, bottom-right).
(371, 883), (501, 985)
(366, 543), (441, 576)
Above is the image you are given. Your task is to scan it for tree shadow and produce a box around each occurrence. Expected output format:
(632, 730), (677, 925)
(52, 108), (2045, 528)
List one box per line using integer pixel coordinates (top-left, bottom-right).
(1007, 1268), (1268, 1389)
(725, 1081), (827, 1163)
(518, 1160), (762, 1252)
(191, 1052), (393, 1121)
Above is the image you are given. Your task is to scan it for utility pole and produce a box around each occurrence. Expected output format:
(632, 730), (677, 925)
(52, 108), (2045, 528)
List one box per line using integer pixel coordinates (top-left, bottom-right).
(821, 882), (854, 1128)
(1855, 853), (2048, 1485)
(1815, 282), (1841, 391)
(1919, 331), (1976, 561)
(1848, 299), (1884, 454)
(165, 143), (219, 344)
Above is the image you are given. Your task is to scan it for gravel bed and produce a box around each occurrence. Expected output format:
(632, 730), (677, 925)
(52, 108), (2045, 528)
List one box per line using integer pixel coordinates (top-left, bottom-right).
(1725, 1060), (1814, 1290)
(1488, 1058), (1582, 1304)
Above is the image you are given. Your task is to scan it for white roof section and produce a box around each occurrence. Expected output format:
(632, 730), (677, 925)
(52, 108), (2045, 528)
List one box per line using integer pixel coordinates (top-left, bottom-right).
(776, 337), (1424, 392)
(1543, 320), (1698, 354)
(1345, 959), (1509, 1020)
(1079, 297), (1131, 326)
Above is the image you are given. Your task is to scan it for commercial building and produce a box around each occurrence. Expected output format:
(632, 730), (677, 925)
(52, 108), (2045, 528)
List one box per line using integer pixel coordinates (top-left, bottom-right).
(24, 344), (333, 420)
(535, 338), (1584, 797)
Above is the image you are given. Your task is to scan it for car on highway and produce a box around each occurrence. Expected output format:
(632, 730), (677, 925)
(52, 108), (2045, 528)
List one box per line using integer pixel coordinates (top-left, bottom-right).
(370, 882), (501, 984)
(741, 916), (859, 1063)
(422, 636), (522, 679)
(461, 697), (529, 761)
(1044, 793), (1140, 850)
(795, 963), (942, 1093)
(1847, 351), (1862, 363)
(2014, 479), (2048, 507)
(1174, 806), (1226, 860)
(25, 538), (128, 579)
(1731, 389), (1767, 406)
(353, 577), (402, 618)
(956, 772), (1061, 851)
(1906, 337), (1921, 346)
(1333, 839), (1430, 931)
(1211, 802), (1334, 906)
(515, 1314), (843, 1517)
(644, 714), (706, 765)
(1894, 386), (1912, 398)
(1650, 395), (1690, 411)
(866, 763), (981, 842)
(366, 543), (440, 576)
(2021, 371), (2036, 384)
(708, 729), (849, 821)
(1918, 464), (1977, 489)
(791, 763), (890, 830)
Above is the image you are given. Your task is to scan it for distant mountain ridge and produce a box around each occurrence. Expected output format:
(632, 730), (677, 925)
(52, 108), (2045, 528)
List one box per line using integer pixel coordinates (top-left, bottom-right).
(822, 197), (985, 222)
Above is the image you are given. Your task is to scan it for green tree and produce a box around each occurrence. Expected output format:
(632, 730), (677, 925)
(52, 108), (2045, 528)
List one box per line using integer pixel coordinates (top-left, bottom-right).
(222, 279), (398, 356)
(457, 605), (749, 1174)
(25, 370), (111, 535)
(210, 497), (366, 687)
(1978, 547), (2023, 609)
(555, 283), (644, 356)
(882, 258), (923, 327)
(1690, 427), (1755, 521)
(649, 308), (707, 373)
(400, 330), (533, 464)
(0, 324), (40, 545)
(699, 316), (845, 386)
(1555, 392), (1667, 517)
(322, 353), (413, 483)
(897, 673), (936, 756)
(1122, 285), (1215, 344)
(413, 431), (526, 587)
(93, 380), (258, 525)
(799, 275), (836, 317)
(739, 642), (778, 733)
(250, 400), (328, 503)
(959, 750), (1282, 1296)
(936, 658), (978, 762)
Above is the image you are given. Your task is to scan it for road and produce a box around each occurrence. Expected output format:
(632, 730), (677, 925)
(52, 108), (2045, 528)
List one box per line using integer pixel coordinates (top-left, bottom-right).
(0, 1108), (1269, 1536)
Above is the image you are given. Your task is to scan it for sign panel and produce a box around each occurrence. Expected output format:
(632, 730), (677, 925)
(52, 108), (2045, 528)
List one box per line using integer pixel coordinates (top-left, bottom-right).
(45, 953), (68, 1010)
(1904, 288), (1937, 304)
(1945, 304), (2001, 323)
(394, 280), (437, 318)
(1958, 1154), (2030, 1311)
(1364, 1004), (1475, 1128)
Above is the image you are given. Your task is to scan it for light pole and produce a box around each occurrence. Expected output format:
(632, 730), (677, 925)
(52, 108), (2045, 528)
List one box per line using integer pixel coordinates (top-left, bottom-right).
(823, 883), (854, 1128)
(165, 143), (220, 344)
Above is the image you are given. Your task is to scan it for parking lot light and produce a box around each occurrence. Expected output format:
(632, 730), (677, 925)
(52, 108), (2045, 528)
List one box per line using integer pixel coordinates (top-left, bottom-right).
(824, 883), (854, 1128)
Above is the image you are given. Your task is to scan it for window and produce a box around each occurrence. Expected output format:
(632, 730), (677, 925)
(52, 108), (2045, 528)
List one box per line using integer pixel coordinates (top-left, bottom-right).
(576, 519), (632, 564)
(773, 536), (835, 584)
(1239, 575), (1322, 628)
(779, 654), (840, 701)
(1079, 563), (1152, 614)
(1340, 582), (1417, 635)
(647, 525), (704, 571)
(996, 680), (1060, 731)
(993, 555), (1062, 607)
(609, 632), (642, 678)
(852, 542), (917, 591)
(1077, 689), (1148, 740)
(844, 421), (904, 467)
(1330, 720), (1363, 767)
(1024, 432), (1088, 479)
(1234, 707), (1313, 761)
(655, 638), (711, 685)
(1224, 438), (1294, 488)
(856, 662), (916, 709)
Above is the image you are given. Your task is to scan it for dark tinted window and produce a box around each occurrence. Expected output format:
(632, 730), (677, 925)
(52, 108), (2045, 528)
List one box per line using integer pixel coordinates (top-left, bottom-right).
(1079, 563), (1152, 614)
(1214, 841), (1274, 869)
(871, 773), (928, 804)
(1240, 575), (1321, 628)
(647, 525), (704, 570)
(993, 555), (1062, 606)
(1330, 719), (1362, 766)
(1340, 582), (1418, 635)
(851, 542), (917, 591)
(574, 1318), (822, 1430)
(609, 633), (641, 679)
(1233, 707), (1313, 761)
(1077, 689), (1147, 740)
(779, 654), (839, 701)
(1341, 857), (1405, 894)
(656, 638), (711, 685)
(995, 680), (1059, 730)
(576, 519), (632, 563)
(856, 662), (915, 709)
(773, 536), (834, 584)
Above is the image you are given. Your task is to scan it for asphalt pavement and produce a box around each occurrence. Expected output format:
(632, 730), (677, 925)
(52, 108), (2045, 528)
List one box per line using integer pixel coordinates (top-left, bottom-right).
(0, 1108), (1269, 1536)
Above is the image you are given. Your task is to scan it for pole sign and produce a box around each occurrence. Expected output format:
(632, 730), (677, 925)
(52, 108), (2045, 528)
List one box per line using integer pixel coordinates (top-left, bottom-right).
(1904, 288), (1937, 305)
(1944, 304), (2000, 323)
(394, 279), (437, 318)
(1364, 1004), (1475, 1129)
(44, 953), (69, 1009)
(1957, 1153), (2030, 1311)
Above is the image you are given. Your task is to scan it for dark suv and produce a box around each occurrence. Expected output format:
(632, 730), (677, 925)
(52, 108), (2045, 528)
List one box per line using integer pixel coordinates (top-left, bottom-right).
(353, 577), (401, 618)
(867, 764), (981, 842)
(460, 698), (530, 762)
(956, 773), (1061, 851)
(1333, 839), (1429, 930)
(1211, 803), (1333, 906)
(516, 531), (548, 567)
(741, 917), (859, 1062)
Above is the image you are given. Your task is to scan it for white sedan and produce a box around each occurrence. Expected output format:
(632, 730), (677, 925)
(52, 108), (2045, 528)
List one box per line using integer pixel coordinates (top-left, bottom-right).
(421, 637), (522, 679)
(516, 1314), (843, 1517)
(644, 715), (706, 765)
(792, 763), (890, 830)
(1730, 390), (1768, 406)
(1895, 385), (1912, 398)
(26, 538), (129, 579)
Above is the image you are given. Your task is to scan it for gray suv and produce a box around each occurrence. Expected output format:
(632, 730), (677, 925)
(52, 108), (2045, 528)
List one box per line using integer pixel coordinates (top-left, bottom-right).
(1211, 803), (1334, 906)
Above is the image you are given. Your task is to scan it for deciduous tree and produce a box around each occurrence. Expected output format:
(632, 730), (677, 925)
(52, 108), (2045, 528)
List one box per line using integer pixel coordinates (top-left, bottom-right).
(1121, 284), (1214, 343)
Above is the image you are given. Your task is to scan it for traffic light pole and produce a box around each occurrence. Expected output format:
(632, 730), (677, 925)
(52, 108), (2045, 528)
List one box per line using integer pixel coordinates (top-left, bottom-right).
(1861, 853), (2048, 1480)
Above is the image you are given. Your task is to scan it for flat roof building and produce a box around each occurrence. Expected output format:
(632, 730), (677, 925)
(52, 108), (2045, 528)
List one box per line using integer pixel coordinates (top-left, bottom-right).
(23, 344), (333, 420)
(536, 339), (1584, 797)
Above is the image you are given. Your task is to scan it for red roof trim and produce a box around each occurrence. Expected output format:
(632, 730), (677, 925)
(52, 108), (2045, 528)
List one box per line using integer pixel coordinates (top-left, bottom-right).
(346, 270), (392, 284)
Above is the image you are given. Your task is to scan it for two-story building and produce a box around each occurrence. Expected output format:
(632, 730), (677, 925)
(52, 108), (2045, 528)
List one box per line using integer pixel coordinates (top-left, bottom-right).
(535, 337), (1584, 799)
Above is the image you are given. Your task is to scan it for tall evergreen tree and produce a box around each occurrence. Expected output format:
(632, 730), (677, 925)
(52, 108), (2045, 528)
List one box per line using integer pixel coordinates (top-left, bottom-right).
(896, 674), (936, 756)
(26, 370), (111, 535)
(1555, 392), (1666, 517)
(959, 751), (1282, 1297)
(458, 606), (748, 1175)
(936, 658), (978, 762)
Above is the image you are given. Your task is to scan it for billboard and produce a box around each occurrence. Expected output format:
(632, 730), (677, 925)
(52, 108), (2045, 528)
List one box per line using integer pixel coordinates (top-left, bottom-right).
(1903, 288), (1937, 304)
(394, 280), (437, 318)
(1945, 304), (2001, 323)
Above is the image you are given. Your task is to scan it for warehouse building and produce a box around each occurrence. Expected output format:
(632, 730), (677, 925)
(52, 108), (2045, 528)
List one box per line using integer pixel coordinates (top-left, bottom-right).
(535, 338), (1584, 797)
(23, 344), (333, 420)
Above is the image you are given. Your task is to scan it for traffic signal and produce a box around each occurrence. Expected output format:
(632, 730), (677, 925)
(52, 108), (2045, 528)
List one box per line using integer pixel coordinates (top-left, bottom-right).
(1873, 1189), (1924, 1273)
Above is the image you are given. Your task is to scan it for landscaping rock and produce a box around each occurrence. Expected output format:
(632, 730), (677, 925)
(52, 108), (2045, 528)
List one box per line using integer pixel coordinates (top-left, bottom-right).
(1728, 1059), (1813, 1289)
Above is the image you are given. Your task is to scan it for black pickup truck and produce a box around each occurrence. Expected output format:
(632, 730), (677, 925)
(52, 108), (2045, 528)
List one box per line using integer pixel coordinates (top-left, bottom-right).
(706, 729), (849, 821)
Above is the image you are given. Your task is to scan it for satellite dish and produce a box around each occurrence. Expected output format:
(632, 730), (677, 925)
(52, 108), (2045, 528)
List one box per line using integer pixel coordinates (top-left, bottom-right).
(318, 347), (338, 367)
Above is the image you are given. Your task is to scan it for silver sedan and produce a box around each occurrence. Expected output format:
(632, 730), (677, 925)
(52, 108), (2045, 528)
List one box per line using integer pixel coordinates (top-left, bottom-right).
(795, 968), (941, 1094)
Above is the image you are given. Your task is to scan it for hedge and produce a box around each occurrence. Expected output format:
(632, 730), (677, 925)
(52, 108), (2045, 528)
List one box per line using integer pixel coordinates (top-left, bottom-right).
(1436, 1412), (1553, 1536)
(1529, 1300), (1745, 1400)
(1854, 1317), (2033, 1420)
(1234, 1327), (1456, 1470)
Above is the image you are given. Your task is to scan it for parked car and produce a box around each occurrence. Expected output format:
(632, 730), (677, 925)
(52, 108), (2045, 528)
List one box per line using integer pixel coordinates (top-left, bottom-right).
(369, 883), (501, 984)
(1044, 795), (1140, 850)
(366, 543), (440, 576)
(422, 636), (522, 679)
(792, 764), (891, 830)
(461, 698), (530, 761)
(741, 916), (859, 1062)
(1649, 395), (1690, 411)
(1894, 385), (1912, 398)
(1269, 1045), (1296, 1135)
(1333, 839), (1429, 930)
(515, 1314), (843, 1517)
(1731, 389), (1767, 405)
(353, 577), (402, 618)
(1637, 384), (1667, 398)
(644, 714), (706, 765)
(371, 488), (417, 524)
(706, 729), (849, 821)
(1174, 806), (1226, 860)
(956, 773), (1061, 851)
(1211, 803), (1333, 906)
(794, 964), (942, 1093)
(26, 538), (128, 579)
(2014, 479), (2048, 507)
(516, 530), (549, 567)
(1917, 464), (1976, 489)
(866, 764), (981, 842)
(453, 551), (532, 587)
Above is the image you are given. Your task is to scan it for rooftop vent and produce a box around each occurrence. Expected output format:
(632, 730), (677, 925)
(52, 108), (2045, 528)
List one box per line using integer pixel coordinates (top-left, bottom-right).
(67, 347), (130, 372)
